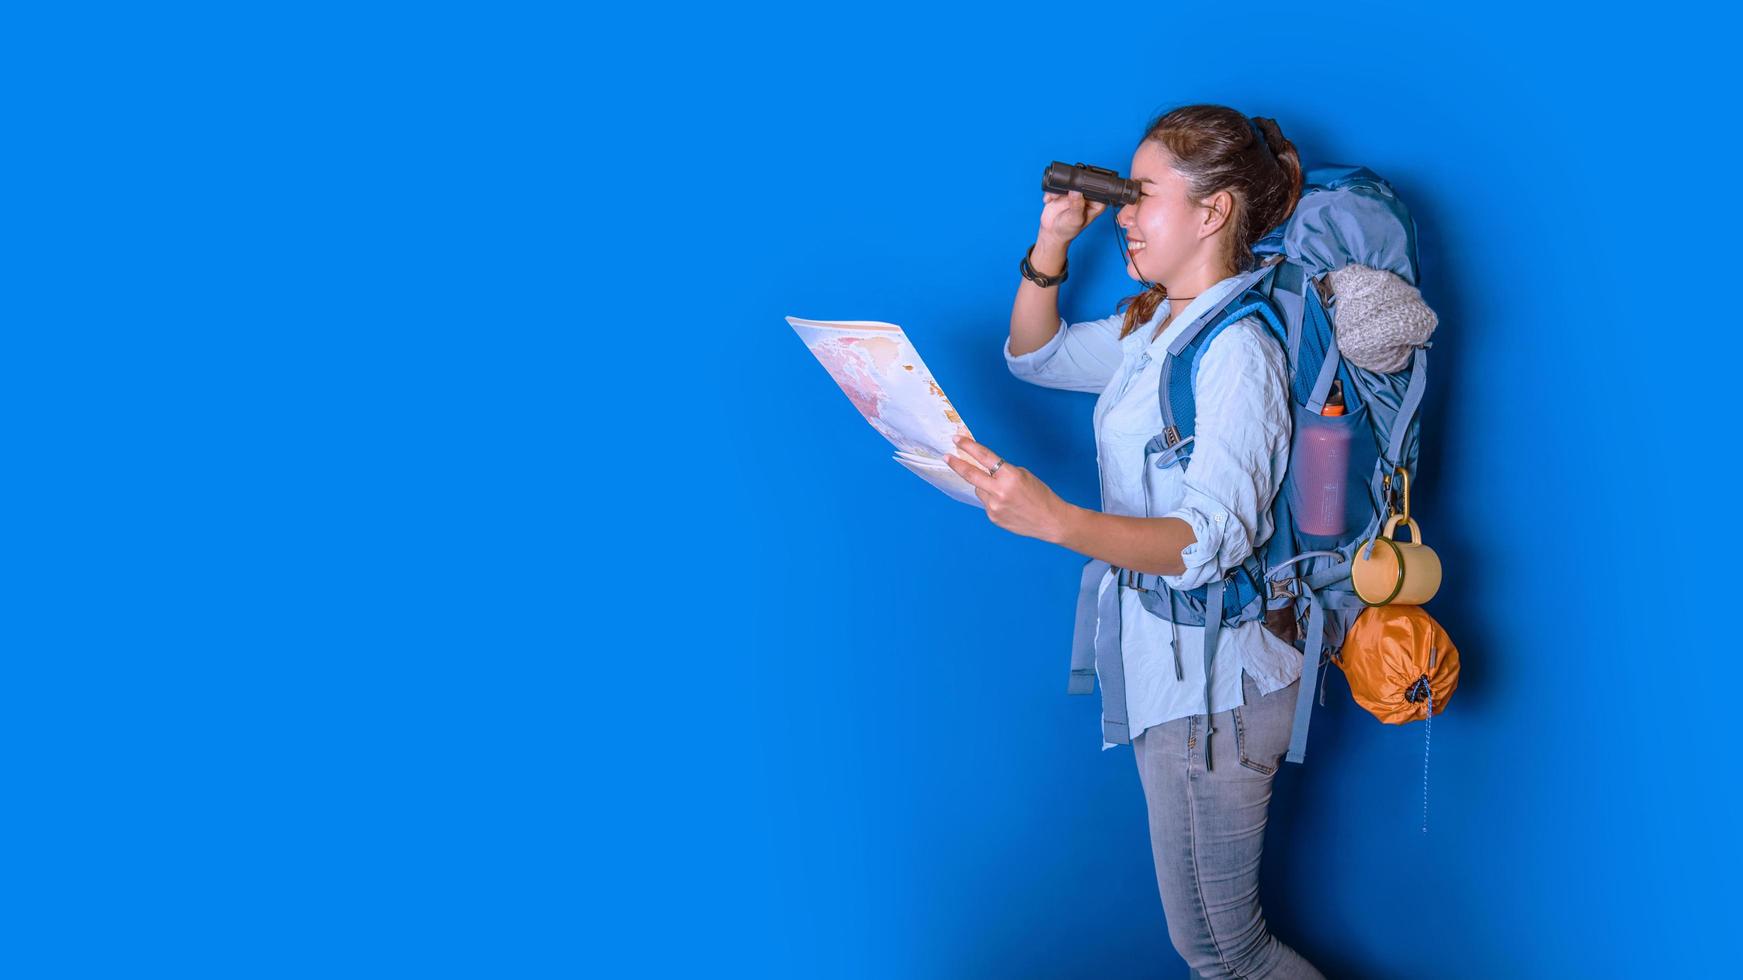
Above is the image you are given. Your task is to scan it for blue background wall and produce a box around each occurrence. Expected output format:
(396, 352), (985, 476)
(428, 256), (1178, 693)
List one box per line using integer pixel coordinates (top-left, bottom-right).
(9, 2), (1733, 977)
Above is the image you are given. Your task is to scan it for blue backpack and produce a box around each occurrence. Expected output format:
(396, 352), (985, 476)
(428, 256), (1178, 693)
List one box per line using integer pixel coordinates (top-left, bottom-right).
(1068, 165), (1427, 769)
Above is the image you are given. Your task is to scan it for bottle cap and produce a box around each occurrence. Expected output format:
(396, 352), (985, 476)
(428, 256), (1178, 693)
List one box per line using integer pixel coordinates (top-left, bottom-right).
(1322, 379), (1346, 416)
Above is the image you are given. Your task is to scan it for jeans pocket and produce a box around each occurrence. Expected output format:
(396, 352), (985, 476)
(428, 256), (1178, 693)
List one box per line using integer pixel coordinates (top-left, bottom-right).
(1232, 707), (1277, 775)
(1233, 674), (1295, 776)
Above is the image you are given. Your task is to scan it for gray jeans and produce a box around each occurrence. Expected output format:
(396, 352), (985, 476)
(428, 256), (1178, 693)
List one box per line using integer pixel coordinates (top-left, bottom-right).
(1132, 670), (1325, 980)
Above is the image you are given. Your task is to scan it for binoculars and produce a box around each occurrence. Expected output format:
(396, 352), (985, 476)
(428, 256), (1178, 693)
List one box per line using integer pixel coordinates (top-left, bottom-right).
(1042, 161), (1141, 207)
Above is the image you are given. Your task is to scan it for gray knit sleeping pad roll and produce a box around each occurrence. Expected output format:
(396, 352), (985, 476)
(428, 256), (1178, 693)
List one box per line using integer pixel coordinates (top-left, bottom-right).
(1328, 264), (1439, 374)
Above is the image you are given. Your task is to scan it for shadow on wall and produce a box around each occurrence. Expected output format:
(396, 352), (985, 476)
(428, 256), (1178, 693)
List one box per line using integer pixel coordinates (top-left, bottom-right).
(1382, 167), (1495, 706)
(1262, 166), (1485, 980)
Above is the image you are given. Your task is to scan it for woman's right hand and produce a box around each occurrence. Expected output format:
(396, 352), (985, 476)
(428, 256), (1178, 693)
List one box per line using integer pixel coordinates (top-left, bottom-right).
(1038, 190), (1108, 247)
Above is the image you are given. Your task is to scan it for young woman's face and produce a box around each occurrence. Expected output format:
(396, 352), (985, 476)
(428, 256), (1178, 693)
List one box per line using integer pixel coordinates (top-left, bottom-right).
(1116, 141), (1209, 285)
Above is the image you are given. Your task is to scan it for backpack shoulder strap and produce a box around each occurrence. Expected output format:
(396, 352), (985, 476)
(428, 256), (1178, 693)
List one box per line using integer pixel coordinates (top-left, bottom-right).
(1268, 260), (1307, 371)
(1151, 269), (1288, 467)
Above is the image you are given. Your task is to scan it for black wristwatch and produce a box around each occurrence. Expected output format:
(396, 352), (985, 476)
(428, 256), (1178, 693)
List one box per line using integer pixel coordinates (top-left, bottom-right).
(1020, 244), (1068, 288)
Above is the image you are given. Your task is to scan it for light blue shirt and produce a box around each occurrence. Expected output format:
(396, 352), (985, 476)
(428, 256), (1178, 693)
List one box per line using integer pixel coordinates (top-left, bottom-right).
(1005, 273), (1302, 746)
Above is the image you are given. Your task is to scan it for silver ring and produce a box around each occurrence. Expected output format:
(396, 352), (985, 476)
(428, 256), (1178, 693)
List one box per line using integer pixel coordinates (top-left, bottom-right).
(989, 460), (1005, 475)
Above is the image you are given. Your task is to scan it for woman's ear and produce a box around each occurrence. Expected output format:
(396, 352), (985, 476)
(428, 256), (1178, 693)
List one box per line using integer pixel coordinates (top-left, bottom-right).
(1199, 189), (1235, 238)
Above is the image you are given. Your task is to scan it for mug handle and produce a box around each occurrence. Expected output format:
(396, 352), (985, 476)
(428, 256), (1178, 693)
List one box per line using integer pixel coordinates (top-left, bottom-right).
(1382, 514), (1423, 545)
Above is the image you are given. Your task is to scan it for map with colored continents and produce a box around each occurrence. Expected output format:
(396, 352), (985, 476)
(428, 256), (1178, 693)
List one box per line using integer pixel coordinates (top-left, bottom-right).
(786, 316), (985, 508)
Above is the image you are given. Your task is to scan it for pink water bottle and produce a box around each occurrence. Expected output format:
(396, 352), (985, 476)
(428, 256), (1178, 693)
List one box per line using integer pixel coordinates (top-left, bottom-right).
(1295, 381), (1350, 537)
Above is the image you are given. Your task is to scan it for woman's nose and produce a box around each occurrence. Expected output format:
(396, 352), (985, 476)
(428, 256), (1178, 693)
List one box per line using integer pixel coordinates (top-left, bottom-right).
(1116, 205), (1133, 228)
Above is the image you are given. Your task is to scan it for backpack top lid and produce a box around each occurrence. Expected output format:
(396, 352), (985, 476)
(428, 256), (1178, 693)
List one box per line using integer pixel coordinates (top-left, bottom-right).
(1253, 165), (1421, 287)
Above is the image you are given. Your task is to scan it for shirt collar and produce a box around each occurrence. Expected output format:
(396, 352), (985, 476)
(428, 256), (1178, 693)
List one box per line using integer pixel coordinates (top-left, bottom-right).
(1122, 273), (1251, 356)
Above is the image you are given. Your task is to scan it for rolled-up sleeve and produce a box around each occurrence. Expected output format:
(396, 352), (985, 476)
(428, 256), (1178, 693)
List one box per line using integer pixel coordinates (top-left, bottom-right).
(1003, 313), (1125, 394)
(1160, 316), (1292, 592)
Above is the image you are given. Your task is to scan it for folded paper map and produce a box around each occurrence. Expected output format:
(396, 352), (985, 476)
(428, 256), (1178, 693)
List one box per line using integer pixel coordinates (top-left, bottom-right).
(786, 316), (985, 508)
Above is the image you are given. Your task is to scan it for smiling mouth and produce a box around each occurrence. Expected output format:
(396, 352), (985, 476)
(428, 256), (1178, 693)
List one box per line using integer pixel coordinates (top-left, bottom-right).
(1127, 239), (1146, 251)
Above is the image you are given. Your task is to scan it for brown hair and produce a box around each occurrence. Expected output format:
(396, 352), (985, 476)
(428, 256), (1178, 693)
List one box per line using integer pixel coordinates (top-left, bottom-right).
(1117, 105), (1304, 339)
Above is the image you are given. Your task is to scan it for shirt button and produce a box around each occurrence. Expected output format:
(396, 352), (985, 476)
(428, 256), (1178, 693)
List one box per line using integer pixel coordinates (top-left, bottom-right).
(1214, 512), (1228, 524)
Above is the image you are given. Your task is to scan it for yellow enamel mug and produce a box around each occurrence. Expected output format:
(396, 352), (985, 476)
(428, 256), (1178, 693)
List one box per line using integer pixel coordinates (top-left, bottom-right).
(1351, 515), (1443, 606)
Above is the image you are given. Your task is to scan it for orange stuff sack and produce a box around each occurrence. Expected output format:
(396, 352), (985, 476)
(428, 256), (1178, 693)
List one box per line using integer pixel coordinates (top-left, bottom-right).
(1337, 606), (1459, 724)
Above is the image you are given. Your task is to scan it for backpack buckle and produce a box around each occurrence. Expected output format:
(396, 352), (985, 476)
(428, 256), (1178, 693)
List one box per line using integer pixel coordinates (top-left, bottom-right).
(1162, 425), (1180, 448)
(1119, 568), (1151, 593)
(1270, 578), (1301, 600)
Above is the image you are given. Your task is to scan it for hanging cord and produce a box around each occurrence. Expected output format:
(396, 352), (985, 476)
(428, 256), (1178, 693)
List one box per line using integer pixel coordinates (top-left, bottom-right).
(1117, 227), (1163, 293)
(1405, 644), (1439, 834)
(1422, 687), (1433, 834)
(1403, 673), (1434, 833)
(1421, 643), (1437, 833)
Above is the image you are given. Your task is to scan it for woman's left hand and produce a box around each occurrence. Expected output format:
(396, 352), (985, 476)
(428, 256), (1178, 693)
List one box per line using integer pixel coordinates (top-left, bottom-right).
(946, 436), (1078, 544)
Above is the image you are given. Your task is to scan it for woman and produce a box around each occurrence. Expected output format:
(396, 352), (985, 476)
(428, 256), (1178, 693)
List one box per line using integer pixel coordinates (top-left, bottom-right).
(943, 105), (1321, 979)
